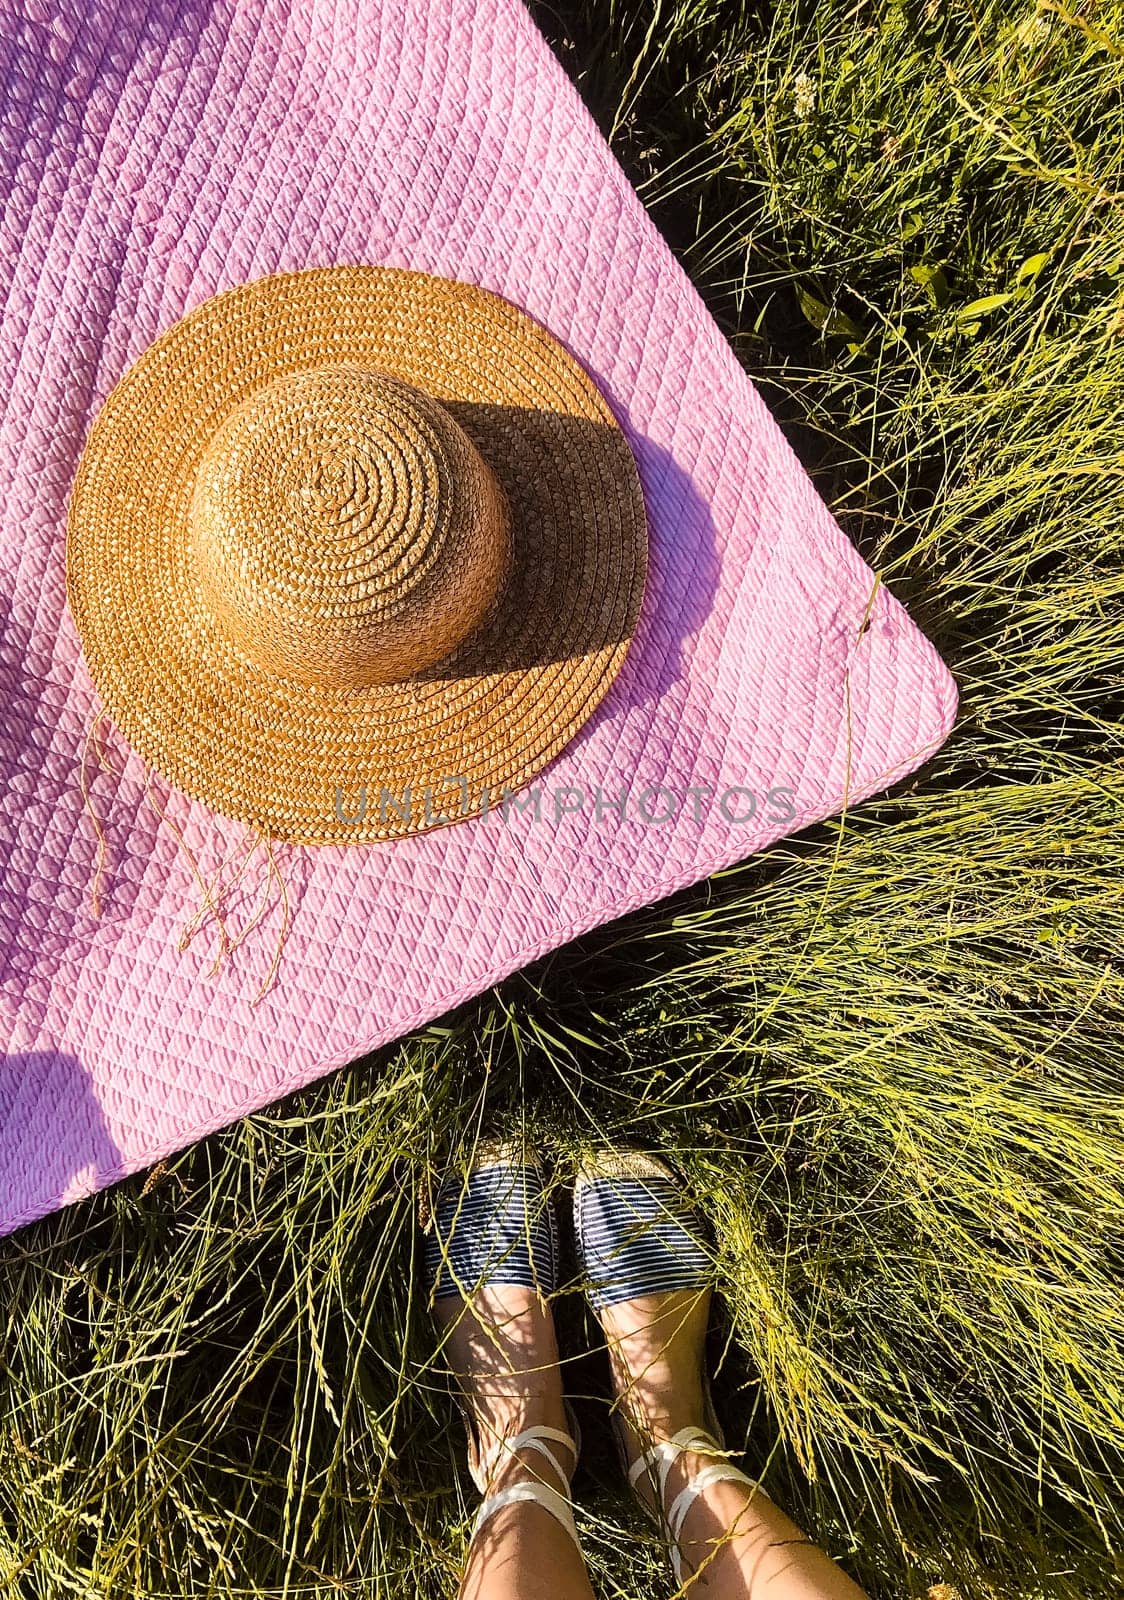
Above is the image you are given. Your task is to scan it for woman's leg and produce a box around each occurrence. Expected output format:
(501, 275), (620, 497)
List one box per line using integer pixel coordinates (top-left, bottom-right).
(435, 1282), (595, 1600)
(602, 1287), (870, 1599)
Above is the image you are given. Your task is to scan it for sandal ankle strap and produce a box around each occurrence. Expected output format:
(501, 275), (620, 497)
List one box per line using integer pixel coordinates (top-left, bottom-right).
(473, 1478), (580, 1547)
(667, 1459), (757, 1546)
(626, 1425), (725, 1499)
(627, 1426), (757, 1585)
(471, 1424), (580, 1550)
(475, 1423), (576, 1491)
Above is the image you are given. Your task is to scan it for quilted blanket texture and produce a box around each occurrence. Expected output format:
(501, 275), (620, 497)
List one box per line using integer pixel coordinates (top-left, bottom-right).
(0, 0), (957, 1237)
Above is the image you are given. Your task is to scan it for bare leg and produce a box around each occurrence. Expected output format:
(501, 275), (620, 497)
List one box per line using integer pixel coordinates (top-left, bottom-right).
(435, 1284), (595, 1600)
(601, 1289), (871, 1598)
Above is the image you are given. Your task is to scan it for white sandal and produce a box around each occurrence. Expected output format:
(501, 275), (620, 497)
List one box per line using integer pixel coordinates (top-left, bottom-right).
(628, 1424), (757, 1586)
(469, 1422), (581, 1549)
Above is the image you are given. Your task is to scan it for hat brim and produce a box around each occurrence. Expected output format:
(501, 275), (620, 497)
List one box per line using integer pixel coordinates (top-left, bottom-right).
(65, 266), (648, 844)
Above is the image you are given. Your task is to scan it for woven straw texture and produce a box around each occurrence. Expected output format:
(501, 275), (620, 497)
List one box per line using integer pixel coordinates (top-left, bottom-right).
(66, 267), (648, 842)
(0, 0), (957, 1238)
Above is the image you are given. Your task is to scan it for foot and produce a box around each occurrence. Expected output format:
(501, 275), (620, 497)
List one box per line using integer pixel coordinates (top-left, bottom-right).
(575, 1160), (869, 1597)
(434, 1284), (576, 1497)
(425, 1150), (572, 1499)
(598, 1284), (719, 1516)
(572, 1151), (719, 1515)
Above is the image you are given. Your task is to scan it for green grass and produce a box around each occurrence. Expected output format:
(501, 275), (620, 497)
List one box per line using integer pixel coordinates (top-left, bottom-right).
(3, 0), (1124, 1595)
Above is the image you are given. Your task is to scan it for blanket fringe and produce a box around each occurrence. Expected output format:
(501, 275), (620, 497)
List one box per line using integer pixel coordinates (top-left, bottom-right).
(79, 712), (120, 918)
(80, 708), (293, 1003)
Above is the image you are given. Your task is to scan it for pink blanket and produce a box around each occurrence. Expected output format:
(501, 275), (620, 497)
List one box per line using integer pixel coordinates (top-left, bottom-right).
(0, 0), (957, 1236)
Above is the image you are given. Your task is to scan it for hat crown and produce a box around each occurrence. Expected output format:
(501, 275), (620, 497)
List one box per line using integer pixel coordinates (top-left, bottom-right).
(188, 366), (511, 689)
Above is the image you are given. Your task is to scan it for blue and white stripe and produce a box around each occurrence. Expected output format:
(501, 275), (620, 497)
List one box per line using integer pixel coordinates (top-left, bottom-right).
(425, 1162), (559, 1300)
(575, 1174), (711, 1312)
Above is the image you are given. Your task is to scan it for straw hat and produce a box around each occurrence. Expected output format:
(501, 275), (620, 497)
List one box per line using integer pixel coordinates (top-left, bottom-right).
(65, 266), (648, 845)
